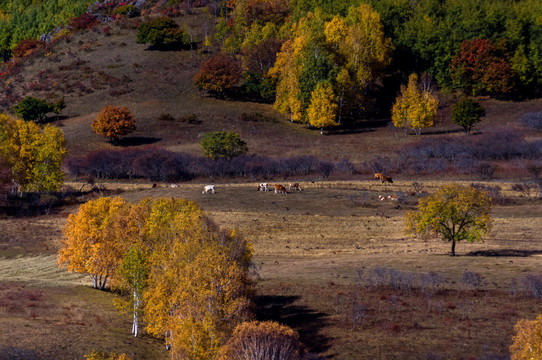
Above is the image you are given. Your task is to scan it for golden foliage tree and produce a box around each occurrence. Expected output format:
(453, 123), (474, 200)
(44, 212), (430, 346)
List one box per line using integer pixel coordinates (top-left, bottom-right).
(140, 198), (253, 359)
(405, 184), (493, 256)
(270, 4), (392, 126)
(0, 114), (66, 195)
(91, 106), (136, 143)
(510, 315), (542, 360)
(307, 81), (338, 134)
(58, 196), (136, 289)
(218, 321), (302, 360)
(392, 73), (439, 135)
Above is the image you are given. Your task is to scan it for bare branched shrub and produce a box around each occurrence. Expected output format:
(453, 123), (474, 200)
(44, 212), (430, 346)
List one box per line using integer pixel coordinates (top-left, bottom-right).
(470, 183), (506, 205)
(519, 111), (542, 130)
(512, 182), (538, 199)
(460, 271), (483, 291)
(475, 162), (498, 180)
(521, 274), (542, 300)
(419, 271), (444, 297)
(412, 182), (424, 194)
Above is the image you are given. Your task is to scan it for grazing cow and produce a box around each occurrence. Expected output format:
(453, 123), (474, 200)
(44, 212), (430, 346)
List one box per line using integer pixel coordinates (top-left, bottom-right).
(170, 183), (179, 188)
(202, 184), (215, 194)
(378, 195), (386, 201)
(258, 183), (269, 192)
(152, 183), (157, 188)
(274, 184), (288, 194)
(388, 195), (398, 201)
(288, 182), (303, 191)
(374, 173), (393, 183)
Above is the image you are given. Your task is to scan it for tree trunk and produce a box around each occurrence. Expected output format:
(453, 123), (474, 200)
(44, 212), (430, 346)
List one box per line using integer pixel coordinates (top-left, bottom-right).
(321, 127), (324, 135)
(451, 240), (456, 256)
(132, 291), (139, 337)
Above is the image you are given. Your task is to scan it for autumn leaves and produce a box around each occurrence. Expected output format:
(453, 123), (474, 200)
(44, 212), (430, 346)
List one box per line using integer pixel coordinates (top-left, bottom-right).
(58, 197), (254, 358)
(270, 4), (393, 132)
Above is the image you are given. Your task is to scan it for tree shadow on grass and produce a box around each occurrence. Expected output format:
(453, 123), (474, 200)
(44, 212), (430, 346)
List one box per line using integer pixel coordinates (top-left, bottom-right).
(465, 249), (542, 257)
(255, 295), (333, 357)
(0, 347), (50, 360)
(116, 136), (161, 146)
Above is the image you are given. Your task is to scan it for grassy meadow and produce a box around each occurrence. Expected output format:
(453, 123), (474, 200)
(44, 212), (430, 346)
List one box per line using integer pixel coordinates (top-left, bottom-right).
(0, 10), (542, 360)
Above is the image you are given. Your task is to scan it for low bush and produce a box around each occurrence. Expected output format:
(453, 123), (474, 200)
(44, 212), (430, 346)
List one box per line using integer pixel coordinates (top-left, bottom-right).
(66, 148), (351, 182)
(519, 111), (542, 130)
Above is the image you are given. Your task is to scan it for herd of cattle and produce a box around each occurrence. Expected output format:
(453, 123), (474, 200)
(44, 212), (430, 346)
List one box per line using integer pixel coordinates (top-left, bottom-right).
(153, 173), (396, 198)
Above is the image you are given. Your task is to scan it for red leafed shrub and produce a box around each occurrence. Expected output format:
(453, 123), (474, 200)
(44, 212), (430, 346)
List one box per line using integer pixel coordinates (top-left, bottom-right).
(12, 39), (46, 59)
(194, 54), (242, 96)
(450, 38), (514, 96)
(70, 13), (99, 31)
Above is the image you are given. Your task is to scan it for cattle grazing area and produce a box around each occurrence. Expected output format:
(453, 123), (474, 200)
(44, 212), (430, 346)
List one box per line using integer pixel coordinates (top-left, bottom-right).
(1, 180), (541, 359)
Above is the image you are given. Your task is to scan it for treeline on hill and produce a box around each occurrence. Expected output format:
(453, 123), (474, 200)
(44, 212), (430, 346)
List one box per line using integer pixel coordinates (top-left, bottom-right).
(197, 0), (542, 123)
(0, 0), (93, 60)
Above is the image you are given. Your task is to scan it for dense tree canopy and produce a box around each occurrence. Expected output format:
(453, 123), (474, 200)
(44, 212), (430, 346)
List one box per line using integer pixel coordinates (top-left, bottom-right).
(0, 0), (92, 60)
(451, 98), (485, 134)
(392, 73), (438, 135)
(200, 131), (248, 160)
(0, 114), (66, 194)
(92, 105), (136, 143)
(13, 96), (64, 123)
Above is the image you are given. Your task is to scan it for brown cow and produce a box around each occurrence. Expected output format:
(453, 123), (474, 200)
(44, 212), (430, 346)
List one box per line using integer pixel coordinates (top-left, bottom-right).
(288, 182), (303, 191)
(274, 184), (288, 194)
(374, 173), (393, 183)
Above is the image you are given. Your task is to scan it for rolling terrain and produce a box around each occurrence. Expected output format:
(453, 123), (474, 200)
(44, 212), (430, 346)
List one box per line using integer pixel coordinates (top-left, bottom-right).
(0, 9), (542, 360)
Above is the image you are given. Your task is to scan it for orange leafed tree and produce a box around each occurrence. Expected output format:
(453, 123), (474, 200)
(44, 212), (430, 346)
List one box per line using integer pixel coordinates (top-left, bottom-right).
(218, 321), (303, 360)
(58, 196), (137, 289)
(194, 54), (242, 97)
(91, 106), (136, 143)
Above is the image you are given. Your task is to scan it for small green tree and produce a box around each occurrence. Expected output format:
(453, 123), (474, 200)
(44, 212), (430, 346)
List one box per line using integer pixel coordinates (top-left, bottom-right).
(136, 17), (189, 50)
(405, 184), (493, 256)
(200, 131), (248, 160)
(451, 98), (486, 134)
(13, 96), (64, 123)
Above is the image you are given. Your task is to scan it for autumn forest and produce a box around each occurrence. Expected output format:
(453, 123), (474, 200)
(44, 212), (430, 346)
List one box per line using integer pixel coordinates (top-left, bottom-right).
(1, 0), (542, 359)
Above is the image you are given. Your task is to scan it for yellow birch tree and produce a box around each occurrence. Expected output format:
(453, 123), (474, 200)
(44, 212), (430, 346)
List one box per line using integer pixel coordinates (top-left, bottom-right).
(392, 73), (439, 135)
(307, 81), (338, 134)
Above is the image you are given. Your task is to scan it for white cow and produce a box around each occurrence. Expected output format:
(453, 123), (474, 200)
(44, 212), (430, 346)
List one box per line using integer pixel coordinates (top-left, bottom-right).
(170, 183), (179, 188)
(258, 183), (269, 191)
(202, 184), (215, 194)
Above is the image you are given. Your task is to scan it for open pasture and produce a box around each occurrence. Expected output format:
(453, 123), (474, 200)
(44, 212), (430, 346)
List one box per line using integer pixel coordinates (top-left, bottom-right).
(1, 179), (541, 359)
(91, 180), (542, 357)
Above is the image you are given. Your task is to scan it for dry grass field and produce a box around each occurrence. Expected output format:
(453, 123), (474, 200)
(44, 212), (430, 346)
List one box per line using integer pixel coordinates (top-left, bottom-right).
(2, 179), (540, 359)
(1, 10), (542, 360)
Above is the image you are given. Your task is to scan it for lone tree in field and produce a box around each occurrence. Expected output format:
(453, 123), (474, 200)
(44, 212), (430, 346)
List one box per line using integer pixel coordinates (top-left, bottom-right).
(510, 315), (542, 359)
(92, 106), (136, 143)
(13, 96), (64, 123)
(200, 131), (248, 160)
(405, 184), (493, 256)
(451, 98), (486, 134)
